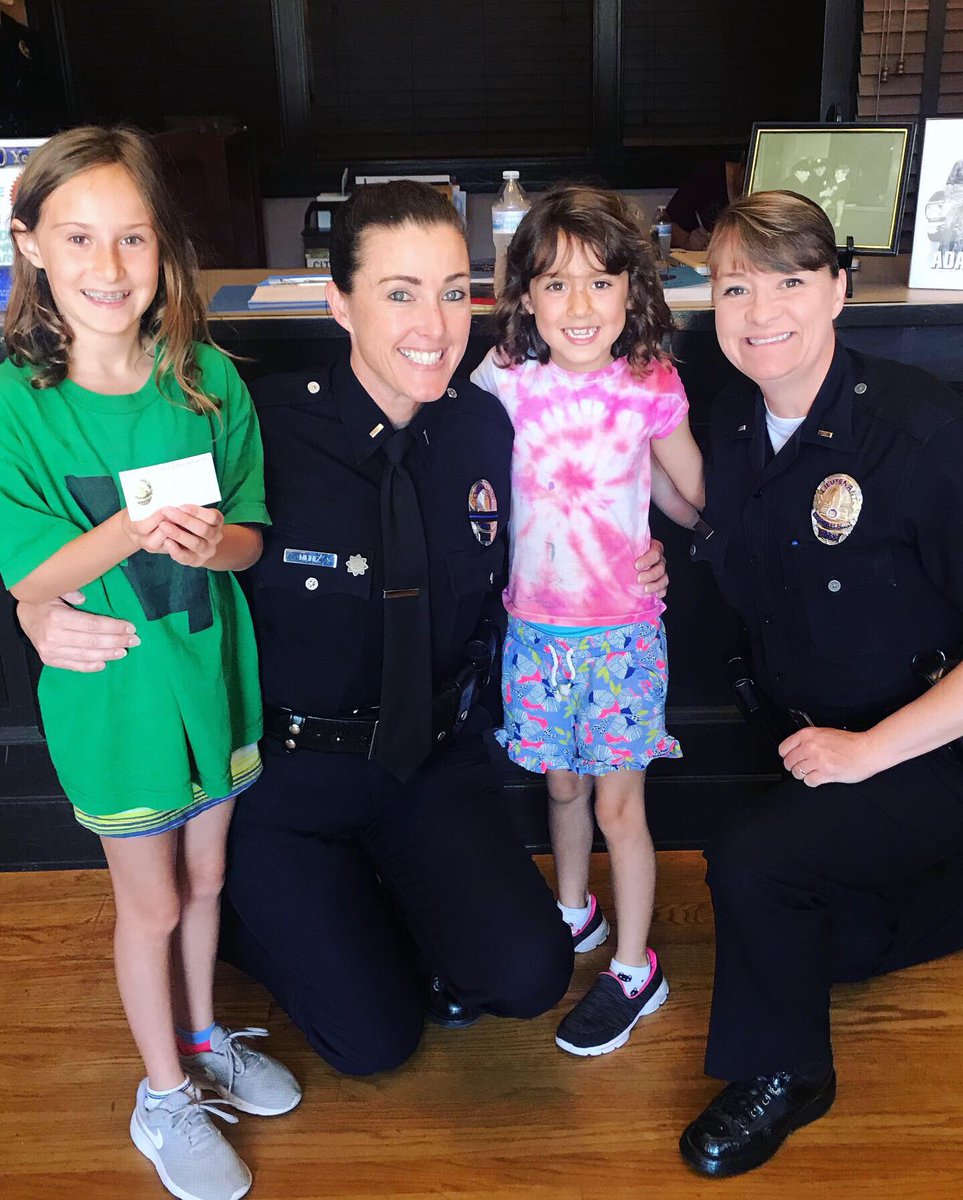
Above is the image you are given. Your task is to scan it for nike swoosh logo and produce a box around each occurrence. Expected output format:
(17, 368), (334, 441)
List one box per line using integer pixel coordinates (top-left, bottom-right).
(137, 1113), (164, 1150)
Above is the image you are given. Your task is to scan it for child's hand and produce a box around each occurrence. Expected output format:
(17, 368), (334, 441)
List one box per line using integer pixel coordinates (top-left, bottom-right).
(155, 504), (226, 567)
(120, 508), (172, 555)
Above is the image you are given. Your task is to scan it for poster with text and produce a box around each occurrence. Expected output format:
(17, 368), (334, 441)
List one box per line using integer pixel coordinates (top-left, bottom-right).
(909, 118), (963, 289)
(0, 139), (46, 309)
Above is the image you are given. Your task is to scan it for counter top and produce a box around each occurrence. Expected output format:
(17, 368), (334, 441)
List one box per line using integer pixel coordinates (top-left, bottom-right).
(202, 255), (963, 339)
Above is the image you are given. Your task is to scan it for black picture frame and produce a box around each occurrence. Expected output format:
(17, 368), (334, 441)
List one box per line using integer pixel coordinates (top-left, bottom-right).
(744, 122), (916, 255)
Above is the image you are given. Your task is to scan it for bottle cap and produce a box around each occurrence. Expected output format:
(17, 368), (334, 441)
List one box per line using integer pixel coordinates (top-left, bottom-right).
(503, 170), (520, 180)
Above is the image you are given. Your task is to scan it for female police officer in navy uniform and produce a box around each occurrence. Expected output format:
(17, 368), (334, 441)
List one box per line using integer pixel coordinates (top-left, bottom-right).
(214, 182), (575, 1072)
(680, 191), (963, 1177)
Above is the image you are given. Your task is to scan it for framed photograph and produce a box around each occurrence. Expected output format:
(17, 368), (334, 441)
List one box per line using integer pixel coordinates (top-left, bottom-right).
(745, 123), (915, 254)
(908, 118), (963, 290)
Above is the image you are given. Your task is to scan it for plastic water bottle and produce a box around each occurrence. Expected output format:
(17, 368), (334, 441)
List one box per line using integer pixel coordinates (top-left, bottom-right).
(651, 205), (672, 268)
(492, 171), (530, 295)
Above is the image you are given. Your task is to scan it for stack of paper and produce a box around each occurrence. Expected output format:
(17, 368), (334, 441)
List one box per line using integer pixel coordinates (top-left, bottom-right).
(247, 275), (332, 310)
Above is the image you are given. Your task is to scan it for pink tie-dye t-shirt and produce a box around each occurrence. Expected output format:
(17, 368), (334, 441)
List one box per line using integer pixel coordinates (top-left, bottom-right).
(471, 349), (688, 628)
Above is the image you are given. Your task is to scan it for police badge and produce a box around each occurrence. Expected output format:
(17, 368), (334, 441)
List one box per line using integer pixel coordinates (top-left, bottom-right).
(811, 473), (863, 545)
(468, 479), (498, 546)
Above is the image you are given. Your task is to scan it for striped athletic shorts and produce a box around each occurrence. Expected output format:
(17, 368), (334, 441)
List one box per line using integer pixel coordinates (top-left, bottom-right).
(73, 743), (262, 839)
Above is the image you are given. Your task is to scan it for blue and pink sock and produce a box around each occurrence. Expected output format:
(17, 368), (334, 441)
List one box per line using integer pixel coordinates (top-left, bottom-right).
(176, 1021), (217, 1057)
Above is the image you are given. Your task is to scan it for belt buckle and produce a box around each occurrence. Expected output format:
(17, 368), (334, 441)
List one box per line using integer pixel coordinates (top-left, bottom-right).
(366, 718), (380, 759)
(284, 713), (306, 753)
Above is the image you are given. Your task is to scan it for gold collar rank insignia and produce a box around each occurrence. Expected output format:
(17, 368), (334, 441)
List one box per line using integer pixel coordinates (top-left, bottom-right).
(468, 479), (498, 546)
(811, 474), (863, 545)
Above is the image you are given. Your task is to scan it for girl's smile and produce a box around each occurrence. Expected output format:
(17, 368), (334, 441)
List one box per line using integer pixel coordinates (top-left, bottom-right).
(523, 235), (630, 374)
(14, 162), (160, 361)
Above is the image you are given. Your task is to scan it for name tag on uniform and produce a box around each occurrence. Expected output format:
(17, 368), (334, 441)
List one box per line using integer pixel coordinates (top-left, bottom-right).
(283, 548), (338, 568)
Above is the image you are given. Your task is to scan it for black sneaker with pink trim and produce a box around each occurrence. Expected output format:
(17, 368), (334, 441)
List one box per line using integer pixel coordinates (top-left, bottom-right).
(567, 893), (610, 954)
(555, 950), (669, 1056)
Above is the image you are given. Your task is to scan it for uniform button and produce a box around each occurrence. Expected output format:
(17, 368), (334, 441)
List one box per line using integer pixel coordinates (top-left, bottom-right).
(284, 738), (297, 751)
(459, 710), (469, 721)
(828, 578), (841, 592)
(763, 614), (774, 625)
(305, 576), (319, 590)
(307, 380), (321, 394)
(775, 672), (786, 683)
(436, 731), (447, 741)
(447, 386), (457, 398)
(854, 382), (867, 395)
(689, 544), (696, 557)
(288, 722), (302, 735)
(489, 573), (494, 584)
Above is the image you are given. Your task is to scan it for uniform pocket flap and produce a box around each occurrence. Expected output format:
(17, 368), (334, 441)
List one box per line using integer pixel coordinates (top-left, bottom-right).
(781, 541), (895, 591)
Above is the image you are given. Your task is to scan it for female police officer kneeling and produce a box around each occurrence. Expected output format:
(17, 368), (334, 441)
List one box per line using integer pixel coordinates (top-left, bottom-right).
(681, 191), (963, 1176)
(214, 182), (574, 1072)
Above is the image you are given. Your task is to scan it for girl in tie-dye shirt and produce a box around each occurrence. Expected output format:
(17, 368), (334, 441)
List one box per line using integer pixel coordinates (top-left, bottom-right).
(471, 184), (703, 1058)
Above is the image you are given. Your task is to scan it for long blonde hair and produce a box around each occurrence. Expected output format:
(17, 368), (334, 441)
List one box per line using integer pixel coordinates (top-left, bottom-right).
(4, 125), (219, 415)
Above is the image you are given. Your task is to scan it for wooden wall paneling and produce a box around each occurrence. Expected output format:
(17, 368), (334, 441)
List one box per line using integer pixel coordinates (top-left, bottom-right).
(939, 0), (963, 111)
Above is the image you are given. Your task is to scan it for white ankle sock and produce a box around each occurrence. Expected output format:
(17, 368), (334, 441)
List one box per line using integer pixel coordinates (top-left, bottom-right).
(610, 955), (651, 997)
(558, 898), (591, 928)
(145, 1076), (192, 1110)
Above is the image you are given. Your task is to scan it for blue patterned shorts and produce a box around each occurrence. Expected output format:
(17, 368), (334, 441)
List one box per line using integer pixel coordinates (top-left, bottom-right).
(496, 617), (682, 776)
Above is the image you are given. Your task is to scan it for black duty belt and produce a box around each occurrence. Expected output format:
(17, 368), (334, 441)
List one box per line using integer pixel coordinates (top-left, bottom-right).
(727, 651), (963, 764)
(727, 655), (898, 747)
(264, 672), (477, 757)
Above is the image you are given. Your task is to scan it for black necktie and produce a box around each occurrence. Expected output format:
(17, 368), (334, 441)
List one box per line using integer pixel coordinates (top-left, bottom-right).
(376, 427), (433, 780)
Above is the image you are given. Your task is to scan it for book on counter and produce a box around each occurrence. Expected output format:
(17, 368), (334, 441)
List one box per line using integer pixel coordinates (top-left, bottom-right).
(247, 274), (332, 310)
(244, 272), (496, 315)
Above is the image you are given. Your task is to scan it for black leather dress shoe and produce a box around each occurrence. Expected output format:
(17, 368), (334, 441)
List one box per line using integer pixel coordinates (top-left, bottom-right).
(425, 975), (482, 1028)
(680, 1068), (836, 1177)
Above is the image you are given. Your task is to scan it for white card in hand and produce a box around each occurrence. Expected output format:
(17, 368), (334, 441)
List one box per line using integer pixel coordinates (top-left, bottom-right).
(118, 452), (221, 519)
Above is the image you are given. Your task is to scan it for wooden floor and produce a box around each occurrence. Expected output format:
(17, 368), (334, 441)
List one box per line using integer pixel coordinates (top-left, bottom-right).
(3, 851), (963, 1199)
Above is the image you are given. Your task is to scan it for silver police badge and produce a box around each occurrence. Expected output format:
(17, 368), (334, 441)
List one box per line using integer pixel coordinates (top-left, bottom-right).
(468, 479), (499, 546)
(811, 473), (863, 545)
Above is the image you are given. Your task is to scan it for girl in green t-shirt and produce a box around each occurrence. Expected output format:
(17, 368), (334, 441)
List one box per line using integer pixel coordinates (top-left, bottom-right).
(1, 127), (300, 1200)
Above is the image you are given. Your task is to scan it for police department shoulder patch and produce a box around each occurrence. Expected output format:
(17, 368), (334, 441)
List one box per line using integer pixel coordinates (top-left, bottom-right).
(811, 473), (863, 545)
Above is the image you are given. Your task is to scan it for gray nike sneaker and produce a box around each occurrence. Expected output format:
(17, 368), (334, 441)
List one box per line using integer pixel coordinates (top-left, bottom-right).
(181, 1025), (302, 1117)
(129, 1079), (251, 1200)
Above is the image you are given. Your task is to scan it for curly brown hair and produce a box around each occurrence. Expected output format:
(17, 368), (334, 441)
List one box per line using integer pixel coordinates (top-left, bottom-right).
(4, 125), (219, 415)
(491, 183), (673, 376)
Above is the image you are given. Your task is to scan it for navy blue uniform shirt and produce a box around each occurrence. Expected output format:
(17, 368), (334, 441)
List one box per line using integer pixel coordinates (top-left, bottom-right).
(247, 358), (512, 717)
(693, 342), (963, 724)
